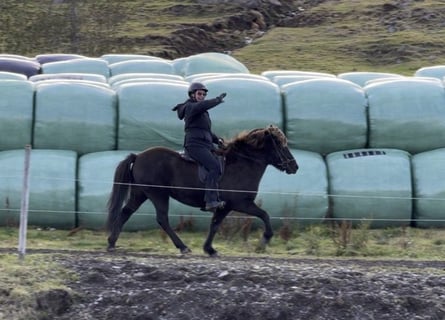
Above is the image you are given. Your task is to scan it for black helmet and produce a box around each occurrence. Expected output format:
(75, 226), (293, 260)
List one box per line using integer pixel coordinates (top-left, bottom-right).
(188, 82), (208, 97)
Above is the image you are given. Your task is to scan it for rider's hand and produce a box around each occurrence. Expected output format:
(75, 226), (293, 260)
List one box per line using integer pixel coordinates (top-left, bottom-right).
(217, 92), (227, 102)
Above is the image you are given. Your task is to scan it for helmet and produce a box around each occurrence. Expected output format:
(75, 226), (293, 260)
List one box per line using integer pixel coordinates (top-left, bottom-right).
(188, 82), (208, 97)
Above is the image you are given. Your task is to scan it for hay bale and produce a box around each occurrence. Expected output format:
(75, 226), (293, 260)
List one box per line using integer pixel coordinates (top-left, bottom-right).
(0, 80), (34, 150)
(34, 82), (117, 154)
(283, 78), (367, 154)
(366, 78), (445, 154)
(412, 148), (445, 227)
(258, 149), (328, 228)
(326, 148), (412, 228)
(0, 149), (77, 228)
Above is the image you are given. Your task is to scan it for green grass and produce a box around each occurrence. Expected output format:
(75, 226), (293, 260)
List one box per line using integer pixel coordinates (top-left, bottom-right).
(0, 253), (76, 320)
(1, 225), (444, 260)
(232, 0), (445, 74)
(2, 0), (445, 76)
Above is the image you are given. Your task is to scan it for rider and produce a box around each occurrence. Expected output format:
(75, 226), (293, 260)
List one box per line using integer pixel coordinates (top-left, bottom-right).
(172, 82), (227, 211)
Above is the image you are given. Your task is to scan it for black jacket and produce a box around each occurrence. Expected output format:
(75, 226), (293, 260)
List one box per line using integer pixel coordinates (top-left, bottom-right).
(173, 97), (223, 148)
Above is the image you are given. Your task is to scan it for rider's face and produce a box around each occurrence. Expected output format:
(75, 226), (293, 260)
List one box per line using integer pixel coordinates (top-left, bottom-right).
(194, 90), (207, 101)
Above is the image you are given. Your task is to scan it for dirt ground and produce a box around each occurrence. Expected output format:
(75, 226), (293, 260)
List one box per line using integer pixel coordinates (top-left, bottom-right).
(33, 252), (445, 320)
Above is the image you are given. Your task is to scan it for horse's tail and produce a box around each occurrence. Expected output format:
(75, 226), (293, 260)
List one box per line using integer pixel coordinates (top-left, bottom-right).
(106, 153), (137, 233)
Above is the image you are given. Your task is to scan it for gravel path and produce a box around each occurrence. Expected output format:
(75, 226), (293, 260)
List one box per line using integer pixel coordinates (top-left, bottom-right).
(43, 253), (445, 320)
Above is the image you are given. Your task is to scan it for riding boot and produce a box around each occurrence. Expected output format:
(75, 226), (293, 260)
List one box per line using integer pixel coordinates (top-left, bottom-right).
(204, 176), (225, 211)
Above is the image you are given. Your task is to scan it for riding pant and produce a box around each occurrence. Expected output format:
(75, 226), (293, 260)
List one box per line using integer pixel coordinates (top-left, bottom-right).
(185, 145), (222, 204)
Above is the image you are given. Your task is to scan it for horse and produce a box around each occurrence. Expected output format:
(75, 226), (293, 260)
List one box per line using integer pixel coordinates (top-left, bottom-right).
(107, 125), (298, 256)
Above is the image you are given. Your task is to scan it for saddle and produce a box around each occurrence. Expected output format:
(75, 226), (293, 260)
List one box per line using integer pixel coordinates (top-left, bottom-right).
(179, 150), (225, 184)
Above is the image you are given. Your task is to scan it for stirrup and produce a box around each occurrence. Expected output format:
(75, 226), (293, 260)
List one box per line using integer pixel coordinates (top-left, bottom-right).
(204, 200), (225, 211)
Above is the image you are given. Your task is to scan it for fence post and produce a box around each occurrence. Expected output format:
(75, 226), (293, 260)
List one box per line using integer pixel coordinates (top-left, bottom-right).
(18, 145), (31, 260)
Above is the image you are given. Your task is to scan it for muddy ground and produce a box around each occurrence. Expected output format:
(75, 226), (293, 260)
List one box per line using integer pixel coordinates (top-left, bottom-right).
(32, 252), (445, 320)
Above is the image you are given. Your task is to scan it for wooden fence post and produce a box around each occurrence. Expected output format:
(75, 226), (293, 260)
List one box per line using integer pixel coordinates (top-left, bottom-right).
(18, 144), (31, 260)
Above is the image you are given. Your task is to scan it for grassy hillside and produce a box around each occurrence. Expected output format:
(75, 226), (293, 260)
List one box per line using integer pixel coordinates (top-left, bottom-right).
(1, 0), (445, 75)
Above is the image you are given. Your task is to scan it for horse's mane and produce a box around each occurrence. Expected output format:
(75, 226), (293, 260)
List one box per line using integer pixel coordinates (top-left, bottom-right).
(225, 125), (287, 151)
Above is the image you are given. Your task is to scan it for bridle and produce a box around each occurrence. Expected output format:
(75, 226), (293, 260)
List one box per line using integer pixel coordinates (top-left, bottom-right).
(269, 134), (297, 171)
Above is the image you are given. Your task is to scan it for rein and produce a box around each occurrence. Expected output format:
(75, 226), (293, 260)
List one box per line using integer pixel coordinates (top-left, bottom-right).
(229, 147), (265, 165)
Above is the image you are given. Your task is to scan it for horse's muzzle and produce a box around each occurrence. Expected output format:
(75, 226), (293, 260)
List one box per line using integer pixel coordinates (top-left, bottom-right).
(284, 159), (298, 174)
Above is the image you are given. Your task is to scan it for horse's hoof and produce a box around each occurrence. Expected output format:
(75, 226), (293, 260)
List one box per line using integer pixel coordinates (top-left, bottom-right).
(261, 236), (270, 246)
(107, 246), (116, 252)
(255, 239), (267, 253)
(180, 247), (192, 254)
(209, 251), (219, 258)
(204, 247), (218, 257)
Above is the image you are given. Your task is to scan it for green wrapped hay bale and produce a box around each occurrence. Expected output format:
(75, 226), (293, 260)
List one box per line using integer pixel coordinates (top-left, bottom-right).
(0, 71), (27, 80)
(412, 148), (445, 228)
(337, 72), (403, 87)
(101, 54), (164, 64)
(188, 73), (269, 83)
(108, 73), (184, 86)
(35, 53), (86, 64)
(34, 82), (117, 155)
(0, 57), (41, 77)
(29, 73), (107, 83)
(326, 149), (412, 228)
(41, 58), (110, 78)
(172, 57), (188, 76)
(364, 76), (441, 87)
(33, 79), (110, 90)
(366, 79), (445, 154)
(414, 65), (445, 80)
(272, 75), (332, 87)
(257, 149), (328, 228)
(200, 78), (282, 139)
(78, 151), (213, 231)
(0, 80), (34, 151)
(283, 78), (367, 154)
(261, 70), (335, 80)
(109, 59), (175, 76)
(111, 78), (187, 90)
(183, 52), (249, 76)
(0, 149), (76, 228)
(117, 81), (189, 150)
(77, 151), (155, 230)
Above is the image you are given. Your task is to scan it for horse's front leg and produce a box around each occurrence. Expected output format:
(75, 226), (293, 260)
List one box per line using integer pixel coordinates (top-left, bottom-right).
(203, 208), (230, 256)
(233, 201), (274, 251)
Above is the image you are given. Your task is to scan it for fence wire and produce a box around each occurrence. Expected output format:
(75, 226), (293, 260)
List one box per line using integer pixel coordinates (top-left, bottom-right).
(1, 174), (445, 223)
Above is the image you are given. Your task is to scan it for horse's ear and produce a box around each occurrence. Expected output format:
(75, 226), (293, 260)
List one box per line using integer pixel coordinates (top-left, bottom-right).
(264, 125), (274, 135)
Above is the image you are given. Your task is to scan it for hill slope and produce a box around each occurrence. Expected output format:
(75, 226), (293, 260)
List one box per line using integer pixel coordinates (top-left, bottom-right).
(1, 0), (445, 74)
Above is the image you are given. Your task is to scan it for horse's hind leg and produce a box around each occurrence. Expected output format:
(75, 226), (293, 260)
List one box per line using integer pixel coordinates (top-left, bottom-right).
(107, 192), (146, 251)
(152, 195), (191, 254)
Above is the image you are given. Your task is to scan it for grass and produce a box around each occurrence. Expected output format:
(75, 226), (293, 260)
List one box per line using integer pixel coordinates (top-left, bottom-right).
(0, 253), (76, 320)
(0, 223), (444, 260)
(2, 0), (445, 76)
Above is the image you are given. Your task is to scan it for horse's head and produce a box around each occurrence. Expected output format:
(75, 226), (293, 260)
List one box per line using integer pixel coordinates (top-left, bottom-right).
(231, 125), (298, 174)
(262, 125), (298, 174)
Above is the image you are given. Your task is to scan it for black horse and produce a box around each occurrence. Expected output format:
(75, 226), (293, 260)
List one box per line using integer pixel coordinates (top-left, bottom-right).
(107, 125), (298, 256)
